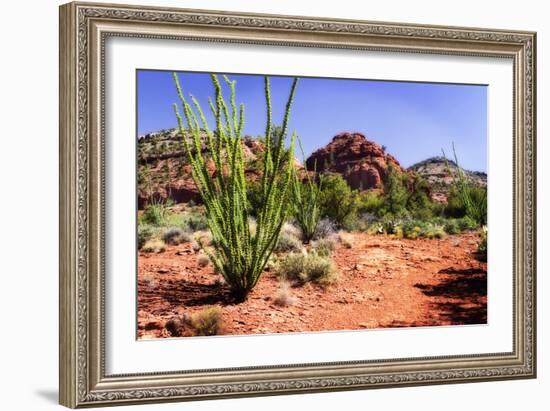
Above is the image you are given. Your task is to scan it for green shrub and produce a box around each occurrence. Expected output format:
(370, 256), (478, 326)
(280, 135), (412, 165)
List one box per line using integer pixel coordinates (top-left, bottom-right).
(292, 175), (321, 242)
(444, 219), (460, 235)
(138, 225), (154, 249)
(162, 227), (191, 245)
(424, 224), (446, 239)
(142, 201), (168, 225)
(380, 164), (408, 216)
(319, 174), (358, 226)
(172, 73), (299, 301)
(457, 216), (479, 231)
(190, 306), (223, 336)
(380, 214), (405, 235)
(246, 180), (265, 217)
(407, 175), (433, 219)
(443, 145), (487, 225)
(292, 139), (322, 243)
(402, 220), (426, 239)
(341, 213), (370, 232)
(181, 212), (209, 232)
(356, 191), (384, 215)
(445, 186), (466, 218)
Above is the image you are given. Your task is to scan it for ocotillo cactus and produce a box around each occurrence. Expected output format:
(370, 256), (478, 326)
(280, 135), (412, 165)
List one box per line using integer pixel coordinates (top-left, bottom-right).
(291, 137), (321, 243)
(172, 73), (299, 301)
(442, 143), (487, 225)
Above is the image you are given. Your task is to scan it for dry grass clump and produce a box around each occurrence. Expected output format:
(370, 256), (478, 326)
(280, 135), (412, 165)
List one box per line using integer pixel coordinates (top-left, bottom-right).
(193, 230), (213, 246)
(277, 251), (337, 285)
(274, 223), (303, 253)
(141, 238), (166, 253)
(337, 231), (353, 249)
(162, 227), (191, 245)
(197, 253), (210, 267)
(273, 281), (297, 307)
(189, 306), (223, 336)
(165, 306), (223, 337)
(282, 222), (302, 238)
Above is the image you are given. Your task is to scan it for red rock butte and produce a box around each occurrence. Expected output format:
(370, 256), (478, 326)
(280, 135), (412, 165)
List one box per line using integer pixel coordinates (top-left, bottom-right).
(305, 132), (405, 190)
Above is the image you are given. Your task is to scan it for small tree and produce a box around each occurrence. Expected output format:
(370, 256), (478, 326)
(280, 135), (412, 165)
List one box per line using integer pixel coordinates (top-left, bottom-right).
(407, 174), (433, 219)
(381, 164), (408, 216)
(172, 73), (299, 301)
(319, 174), (357, 226)
(291, 138), (321, 243)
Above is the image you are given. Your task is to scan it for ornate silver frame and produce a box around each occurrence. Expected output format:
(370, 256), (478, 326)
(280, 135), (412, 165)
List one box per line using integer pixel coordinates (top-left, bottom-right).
(59, 1), (536, 408)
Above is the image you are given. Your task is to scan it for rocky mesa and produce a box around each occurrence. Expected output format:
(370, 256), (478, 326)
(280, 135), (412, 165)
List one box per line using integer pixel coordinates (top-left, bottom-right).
(305, 132), (407, 191)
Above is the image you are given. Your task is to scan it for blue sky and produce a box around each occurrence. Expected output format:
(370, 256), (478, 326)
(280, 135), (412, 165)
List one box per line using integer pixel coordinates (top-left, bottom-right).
(137, 70), (487, 172)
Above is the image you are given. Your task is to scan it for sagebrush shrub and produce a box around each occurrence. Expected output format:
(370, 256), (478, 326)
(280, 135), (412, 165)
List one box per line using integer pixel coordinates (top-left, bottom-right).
(274, 230), (303, 253)
(277, 251), (337, 285)
(277, 252), (307, 282)
(313, 218), (336, 240)
(305, 253), (337, 284)
(311, 236), (338, 257)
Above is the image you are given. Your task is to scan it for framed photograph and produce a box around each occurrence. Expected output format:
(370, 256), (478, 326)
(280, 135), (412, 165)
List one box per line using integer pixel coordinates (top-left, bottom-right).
(59, 1), (537, 408)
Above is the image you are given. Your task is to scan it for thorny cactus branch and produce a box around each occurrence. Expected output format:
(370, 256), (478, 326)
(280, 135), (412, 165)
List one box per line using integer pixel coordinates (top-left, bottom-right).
(172, 72), (299, 301)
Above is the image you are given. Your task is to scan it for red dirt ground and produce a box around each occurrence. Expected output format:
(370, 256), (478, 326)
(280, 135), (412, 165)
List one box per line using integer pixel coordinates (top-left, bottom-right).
(137, 231), (487, 339)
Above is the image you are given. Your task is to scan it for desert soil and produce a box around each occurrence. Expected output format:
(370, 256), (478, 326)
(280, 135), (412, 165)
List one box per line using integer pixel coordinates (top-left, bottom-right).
(137, 231), (487, 338)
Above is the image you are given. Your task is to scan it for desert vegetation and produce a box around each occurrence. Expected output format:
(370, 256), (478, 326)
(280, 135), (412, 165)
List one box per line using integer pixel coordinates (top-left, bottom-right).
(136, 73), (488, 339)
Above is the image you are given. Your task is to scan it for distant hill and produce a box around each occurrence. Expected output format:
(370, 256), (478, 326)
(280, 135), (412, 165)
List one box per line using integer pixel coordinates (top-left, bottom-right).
(137, 128), (486, 207)
(137, 128), (298, 208)
(408, 156), (487, 202)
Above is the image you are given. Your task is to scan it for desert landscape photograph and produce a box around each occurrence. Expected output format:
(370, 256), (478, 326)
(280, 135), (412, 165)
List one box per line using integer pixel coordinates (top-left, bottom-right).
(136, 71), (488, 339)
